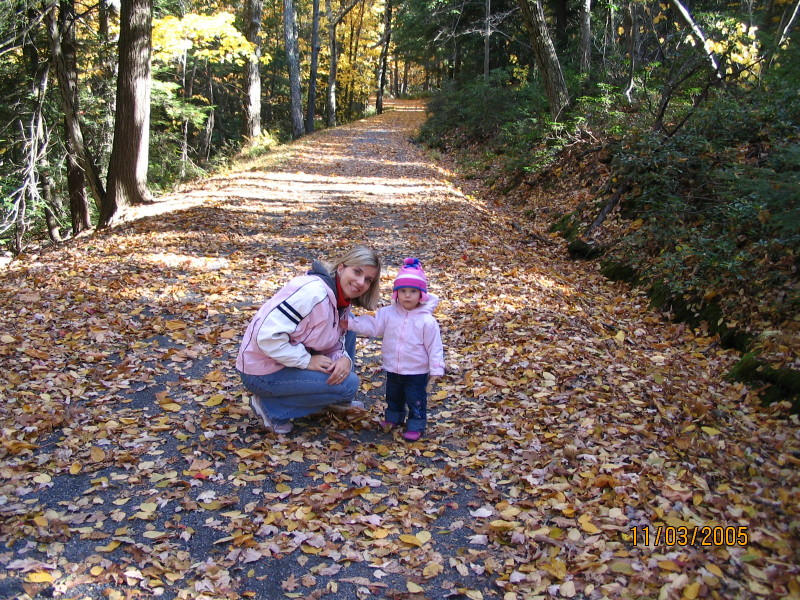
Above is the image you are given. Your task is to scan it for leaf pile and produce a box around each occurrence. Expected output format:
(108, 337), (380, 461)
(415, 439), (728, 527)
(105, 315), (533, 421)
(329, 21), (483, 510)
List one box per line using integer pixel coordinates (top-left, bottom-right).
(0, 100), (798, 600)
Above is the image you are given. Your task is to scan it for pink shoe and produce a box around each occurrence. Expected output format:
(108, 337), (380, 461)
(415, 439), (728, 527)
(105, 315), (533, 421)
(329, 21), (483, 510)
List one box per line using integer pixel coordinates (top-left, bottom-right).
(402, 430), (422, 441)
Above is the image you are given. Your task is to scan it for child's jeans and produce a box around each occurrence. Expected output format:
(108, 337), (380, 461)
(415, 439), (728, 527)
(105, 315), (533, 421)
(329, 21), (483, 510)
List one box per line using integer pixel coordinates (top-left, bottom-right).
(385, 372), (429, 433)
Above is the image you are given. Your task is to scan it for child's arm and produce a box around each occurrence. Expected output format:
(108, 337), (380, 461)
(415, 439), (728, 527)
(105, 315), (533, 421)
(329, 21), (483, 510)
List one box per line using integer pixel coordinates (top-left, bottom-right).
(423, 318), (445, 376)
(347, 308), (387, 338)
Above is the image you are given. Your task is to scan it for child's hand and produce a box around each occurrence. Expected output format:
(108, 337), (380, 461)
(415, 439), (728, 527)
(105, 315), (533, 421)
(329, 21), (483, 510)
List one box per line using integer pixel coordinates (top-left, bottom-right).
(426, 376), (439, 394)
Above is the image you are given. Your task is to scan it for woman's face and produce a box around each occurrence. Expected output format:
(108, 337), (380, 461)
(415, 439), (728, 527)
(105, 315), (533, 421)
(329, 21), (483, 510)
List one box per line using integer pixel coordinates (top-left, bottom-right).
(337, 263), (379, 299)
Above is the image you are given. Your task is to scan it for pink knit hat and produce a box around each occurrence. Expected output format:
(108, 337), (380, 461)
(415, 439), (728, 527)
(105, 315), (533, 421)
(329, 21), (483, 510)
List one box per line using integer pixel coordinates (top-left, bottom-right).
(392, 257), (428, 302)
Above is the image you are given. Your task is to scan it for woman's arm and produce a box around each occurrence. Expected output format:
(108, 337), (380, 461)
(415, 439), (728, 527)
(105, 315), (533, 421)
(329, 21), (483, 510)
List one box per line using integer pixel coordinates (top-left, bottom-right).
(255, 282), (330, 369)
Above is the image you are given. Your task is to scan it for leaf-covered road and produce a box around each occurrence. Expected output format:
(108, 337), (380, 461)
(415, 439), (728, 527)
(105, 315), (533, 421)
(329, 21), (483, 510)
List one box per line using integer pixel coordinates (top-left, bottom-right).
(1, 100), (798, 600)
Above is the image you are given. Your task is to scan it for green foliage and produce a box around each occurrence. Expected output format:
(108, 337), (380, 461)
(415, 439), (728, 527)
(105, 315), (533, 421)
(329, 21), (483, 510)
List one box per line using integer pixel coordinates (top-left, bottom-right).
(604, 80), (800, 328)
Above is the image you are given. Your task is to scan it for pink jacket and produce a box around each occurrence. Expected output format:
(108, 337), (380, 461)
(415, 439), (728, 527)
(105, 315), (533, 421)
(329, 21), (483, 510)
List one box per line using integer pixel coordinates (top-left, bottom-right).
(236, 272), (348, 376)
(349, 294), (444, 376)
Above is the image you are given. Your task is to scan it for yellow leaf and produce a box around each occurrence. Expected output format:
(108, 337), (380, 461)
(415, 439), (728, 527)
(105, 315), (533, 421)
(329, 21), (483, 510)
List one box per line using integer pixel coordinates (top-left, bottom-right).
(165, 320), (186, 330)
(416, 530), (432, 544)
(69, 462), (82, 475)
(33, 515), (48, 527)
(615, 330), (626, 343)
(367, 528), (390, 539)
(707, 563), (723, 577)
(658, 560), (680, 571)
(139, 502), (158, 512)
(91, 447), (106, 462)
(26, 572), (54, 583)
(701, 426), (721, 436)
(275, 483), (291, 493)
(432, 390), (448, 401)
(33, 473), (51, 484)
(578, 514), (600, 534)
(489, 519), (519, 531)
(160, 402), (181, 412)
(143, 531), (166, 539)
(407, 581), (424, 593)
(0, 334), (15, 343)
(90, 566), (104, 576)
(204, 394), (224, 407)
(399, 534), (423, 547)
(423, 562), (443, 578)
(96, 540), (121, 552)
(684, 582), (701, 599)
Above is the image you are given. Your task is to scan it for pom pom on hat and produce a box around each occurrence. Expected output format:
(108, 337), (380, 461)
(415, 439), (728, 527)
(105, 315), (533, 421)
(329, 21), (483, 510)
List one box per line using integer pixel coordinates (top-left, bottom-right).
(393, 257), (428, 302)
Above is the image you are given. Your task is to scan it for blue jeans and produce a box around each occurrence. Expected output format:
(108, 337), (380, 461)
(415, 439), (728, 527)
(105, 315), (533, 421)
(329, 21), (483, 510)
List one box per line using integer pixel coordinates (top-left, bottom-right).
(385, 372), (428, 433)
(240, 331), (358, 421)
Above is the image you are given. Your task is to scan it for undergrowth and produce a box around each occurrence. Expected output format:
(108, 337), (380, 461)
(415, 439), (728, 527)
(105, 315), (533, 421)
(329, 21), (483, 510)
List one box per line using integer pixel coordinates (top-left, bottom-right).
(419, 58), (800, 404)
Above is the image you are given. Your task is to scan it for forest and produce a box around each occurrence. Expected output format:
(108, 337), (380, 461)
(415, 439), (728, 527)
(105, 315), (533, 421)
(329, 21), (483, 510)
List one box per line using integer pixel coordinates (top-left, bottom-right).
(1, 0), (798, 396)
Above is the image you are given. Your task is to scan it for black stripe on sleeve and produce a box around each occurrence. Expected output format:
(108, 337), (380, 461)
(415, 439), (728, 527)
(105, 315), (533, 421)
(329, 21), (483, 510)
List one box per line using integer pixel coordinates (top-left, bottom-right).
(280, 300), (303, 322)
(277, 303), (301, 325)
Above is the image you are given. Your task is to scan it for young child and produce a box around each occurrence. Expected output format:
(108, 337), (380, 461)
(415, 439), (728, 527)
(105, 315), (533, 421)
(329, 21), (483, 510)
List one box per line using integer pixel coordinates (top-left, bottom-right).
(348, 258), (444, 441)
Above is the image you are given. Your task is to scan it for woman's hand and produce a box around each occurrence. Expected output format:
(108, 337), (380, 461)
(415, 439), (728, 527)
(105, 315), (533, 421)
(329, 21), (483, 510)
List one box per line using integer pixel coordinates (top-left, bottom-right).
(308, 354), (333, 373)
(325, 356), (351, 385)
(308, 355), (351, 385)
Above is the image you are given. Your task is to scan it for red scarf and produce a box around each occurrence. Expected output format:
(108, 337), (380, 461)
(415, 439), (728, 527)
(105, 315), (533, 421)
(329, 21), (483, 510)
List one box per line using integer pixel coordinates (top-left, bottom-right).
(335, 276), (351, 309)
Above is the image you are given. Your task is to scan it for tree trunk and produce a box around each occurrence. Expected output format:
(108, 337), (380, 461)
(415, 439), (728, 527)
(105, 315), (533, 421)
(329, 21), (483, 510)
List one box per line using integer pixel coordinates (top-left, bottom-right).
(326, 3), (338, 127)
(306, 0), (320, 132)
(669, 0), (722, 78)
(623, 1), (638, 103)
(517, 0), (570, 119)
(325, 0), (360, 127)
(579, 0), (591, 72)
(47, 3), (105, 212)
(101, 0), (153, 227)
(484, 0), (491, 79)
(602, 2), (616, 68)
(402, 60), (409, 94)
(283, 0), (305, 138)
(376, 0), (392, 114)
(244, 0), (264, 139)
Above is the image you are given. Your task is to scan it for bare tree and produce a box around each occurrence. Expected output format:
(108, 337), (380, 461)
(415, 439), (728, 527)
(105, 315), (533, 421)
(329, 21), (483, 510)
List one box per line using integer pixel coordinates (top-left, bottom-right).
(306, 0), (321, 132)
(283, 0), (305, 138)
(325, 0), (361, 127)
(244, 0), (264, 139)
(579, 0), (591, 73)
(517, 0), (569, 119)
(376, 0), (392, 114)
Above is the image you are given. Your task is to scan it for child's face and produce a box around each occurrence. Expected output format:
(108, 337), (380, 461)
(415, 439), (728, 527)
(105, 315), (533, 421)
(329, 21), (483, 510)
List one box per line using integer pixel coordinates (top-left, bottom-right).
(396, 287), (422, 310)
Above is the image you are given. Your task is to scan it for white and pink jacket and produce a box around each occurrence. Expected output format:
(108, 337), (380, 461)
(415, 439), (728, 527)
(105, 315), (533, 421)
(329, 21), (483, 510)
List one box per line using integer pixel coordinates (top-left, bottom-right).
(349, 294), (444, 376)
(236, 267), (349, 376)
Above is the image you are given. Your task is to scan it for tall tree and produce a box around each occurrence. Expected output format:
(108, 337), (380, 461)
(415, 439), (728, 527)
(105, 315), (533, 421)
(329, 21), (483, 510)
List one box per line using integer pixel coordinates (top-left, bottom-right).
(58, 0), (91, 234)
(283, 0), (305, 138)
(306, 0), (321, 132)
(47, 3), (106, 213)
(101, 0), (154, 226)
(579, 0), (591, 72)
(376, 0), (392, 113)
(325, 0), (361, 127)
(244, 0), (264, 138)
(517, 0), (569, 118)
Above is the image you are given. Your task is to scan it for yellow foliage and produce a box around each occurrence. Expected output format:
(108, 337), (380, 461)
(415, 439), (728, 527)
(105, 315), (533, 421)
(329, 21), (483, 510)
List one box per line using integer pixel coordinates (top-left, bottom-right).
(152, 13), (257, 66)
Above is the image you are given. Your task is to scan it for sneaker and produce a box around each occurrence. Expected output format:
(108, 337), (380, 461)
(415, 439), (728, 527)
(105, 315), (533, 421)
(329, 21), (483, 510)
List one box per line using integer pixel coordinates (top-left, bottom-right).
(403, 430), (422, 441)
(329, 399), (366, 413)
(249, 396), (293, 434)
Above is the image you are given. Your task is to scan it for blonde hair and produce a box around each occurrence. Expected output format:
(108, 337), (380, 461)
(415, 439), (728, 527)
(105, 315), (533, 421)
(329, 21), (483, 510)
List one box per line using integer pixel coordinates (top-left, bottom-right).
(323, 245), (382, 309)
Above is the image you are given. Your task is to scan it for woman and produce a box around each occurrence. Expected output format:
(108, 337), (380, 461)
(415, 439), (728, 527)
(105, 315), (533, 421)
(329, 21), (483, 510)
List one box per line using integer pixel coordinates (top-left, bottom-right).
(236, 245), (381, 434)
